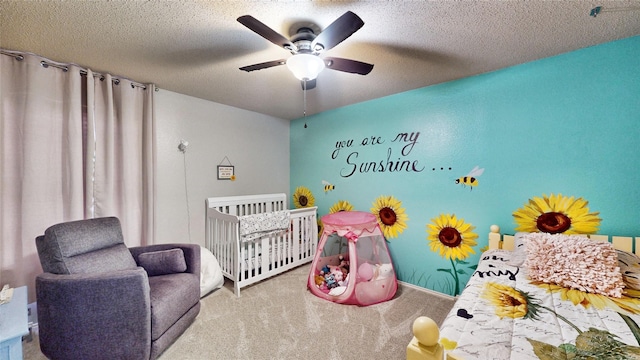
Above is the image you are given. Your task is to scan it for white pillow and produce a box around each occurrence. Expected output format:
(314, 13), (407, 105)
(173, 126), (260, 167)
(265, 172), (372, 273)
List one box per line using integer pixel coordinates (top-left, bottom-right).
(200, 246), (224, 297)
(507, 232), (533, 267)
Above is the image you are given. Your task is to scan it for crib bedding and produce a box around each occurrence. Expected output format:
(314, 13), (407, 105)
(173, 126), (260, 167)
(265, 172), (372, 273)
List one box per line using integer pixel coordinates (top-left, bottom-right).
(439, 249), (640, 359)
(238, 210), (290, 242)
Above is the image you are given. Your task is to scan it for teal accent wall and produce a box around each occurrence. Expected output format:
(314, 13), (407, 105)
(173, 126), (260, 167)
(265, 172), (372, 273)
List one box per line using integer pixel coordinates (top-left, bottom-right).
(290, 35), (640, 296)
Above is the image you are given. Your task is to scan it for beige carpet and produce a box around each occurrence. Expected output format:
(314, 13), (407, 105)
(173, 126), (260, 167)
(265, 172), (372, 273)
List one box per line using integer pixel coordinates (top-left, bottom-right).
(24, 265), (456, 360)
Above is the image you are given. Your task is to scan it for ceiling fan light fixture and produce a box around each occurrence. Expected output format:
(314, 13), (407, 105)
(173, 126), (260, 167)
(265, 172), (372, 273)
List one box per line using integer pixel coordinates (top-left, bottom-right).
(286, 54), (325, 81)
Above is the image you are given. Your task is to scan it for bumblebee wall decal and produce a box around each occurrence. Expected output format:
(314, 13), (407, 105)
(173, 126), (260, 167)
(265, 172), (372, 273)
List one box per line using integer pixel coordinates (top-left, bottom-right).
(322, 180), (335, 193)
(455, 166), (484, 190)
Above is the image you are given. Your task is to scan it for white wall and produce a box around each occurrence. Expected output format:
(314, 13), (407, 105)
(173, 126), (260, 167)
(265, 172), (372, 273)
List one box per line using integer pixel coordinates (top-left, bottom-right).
(155, 89), (290, 246)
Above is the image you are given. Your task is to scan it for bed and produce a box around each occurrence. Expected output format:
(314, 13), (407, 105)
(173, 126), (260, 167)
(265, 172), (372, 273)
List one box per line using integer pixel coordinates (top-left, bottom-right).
(205, 193), (318, 297)
(407, 226), (640, 360)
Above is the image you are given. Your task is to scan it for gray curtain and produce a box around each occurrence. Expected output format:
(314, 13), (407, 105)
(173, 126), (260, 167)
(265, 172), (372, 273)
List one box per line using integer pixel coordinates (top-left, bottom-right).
(0, 50), (155, 301)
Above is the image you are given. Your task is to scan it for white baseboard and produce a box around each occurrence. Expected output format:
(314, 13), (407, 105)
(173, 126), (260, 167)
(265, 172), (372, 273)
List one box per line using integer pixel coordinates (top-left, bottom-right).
(398, 280), (457, 301)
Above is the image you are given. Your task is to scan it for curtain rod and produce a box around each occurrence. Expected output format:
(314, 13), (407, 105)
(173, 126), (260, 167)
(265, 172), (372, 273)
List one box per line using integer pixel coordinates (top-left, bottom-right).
(0, 49), (149, 90)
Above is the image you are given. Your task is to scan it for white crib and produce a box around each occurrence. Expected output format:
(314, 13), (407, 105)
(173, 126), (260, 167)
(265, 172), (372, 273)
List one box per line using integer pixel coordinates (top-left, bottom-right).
(205, 193), (318, 297)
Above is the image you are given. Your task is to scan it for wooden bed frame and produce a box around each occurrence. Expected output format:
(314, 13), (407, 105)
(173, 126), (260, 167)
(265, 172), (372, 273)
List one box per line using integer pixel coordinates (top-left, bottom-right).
(406, 225), (640, 360)
(487, 224), (638, 254)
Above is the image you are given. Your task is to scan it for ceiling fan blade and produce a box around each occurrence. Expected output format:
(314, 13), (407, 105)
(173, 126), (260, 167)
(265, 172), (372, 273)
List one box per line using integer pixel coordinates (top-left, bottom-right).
(311, 11), (364, 52)
(301, 79), (316, 90)
(324, 57), (373, 75)
(239, 59), (286, 72)
(237, 15), (295, 51)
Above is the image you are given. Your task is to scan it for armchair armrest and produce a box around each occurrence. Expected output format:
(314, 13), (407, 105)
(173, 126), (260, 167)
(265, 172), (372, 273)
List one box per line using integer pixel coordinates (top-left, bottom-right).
(130, 244), (200, 276)
(36, 268), (151, 360)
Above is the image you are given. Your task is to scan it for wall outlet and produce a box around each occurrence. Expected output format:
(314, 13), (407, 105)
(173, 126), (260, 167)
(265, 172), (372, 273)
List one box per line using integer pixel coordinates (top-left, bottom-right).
(28, 301), (38, 325)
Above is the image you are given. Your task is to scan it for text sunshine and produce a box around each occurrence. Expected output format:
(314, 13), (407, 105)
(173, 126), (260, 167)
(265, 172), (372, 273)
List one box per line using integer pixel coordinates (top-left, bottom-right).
(340, 147), (425, 177)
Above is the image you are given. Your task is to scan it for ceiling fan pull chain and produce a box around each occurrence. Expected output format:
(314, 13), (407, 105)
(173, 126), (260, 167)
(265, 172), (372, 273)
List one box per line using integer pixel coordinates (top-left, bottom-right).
(303, 80), (308, 128)
(303, 80), (307, 117)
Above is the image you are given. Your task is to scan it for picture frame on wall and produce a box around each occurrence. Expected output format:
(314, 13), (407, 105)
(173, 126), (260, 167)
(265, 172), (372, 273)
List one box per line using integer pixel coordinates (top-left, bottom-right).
(217, 165), (234, 180)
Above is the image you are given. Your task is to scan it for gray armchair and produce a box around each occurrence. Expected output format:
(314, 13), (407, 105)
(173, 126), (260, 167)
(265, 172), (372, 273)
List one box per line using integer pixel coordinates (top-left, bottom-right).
(35, 217), (200, 360)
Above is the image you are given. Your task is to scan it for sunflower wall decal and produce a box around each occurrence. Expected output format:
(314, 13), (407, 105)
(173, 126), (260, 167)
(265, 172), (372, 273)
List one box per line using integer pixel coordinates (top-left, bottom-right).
(512, 193), (601, 234)
(427, 214), (478, 296)
(370, 195), (408, 239)
(329, 200), (354, 213)
(292, 186), (315, 209)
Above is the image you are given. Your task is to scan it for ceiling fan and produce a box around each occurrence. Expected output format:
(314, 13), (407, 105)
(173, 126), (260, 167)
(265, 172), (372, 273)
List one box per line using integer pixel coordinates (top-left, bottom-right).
(237, 11), (374, 90)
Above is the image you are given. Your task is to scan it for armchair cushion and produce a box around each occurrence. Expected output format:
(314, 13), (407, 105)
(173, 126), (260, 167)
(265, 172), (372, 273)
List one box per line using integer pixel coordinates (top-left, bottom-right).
(148, 273), (200, 340)
(139, 248), (187, 276)
(36, 217), (137, 274)
(130, 244), (200, 276)
(36, 268), (152, 360)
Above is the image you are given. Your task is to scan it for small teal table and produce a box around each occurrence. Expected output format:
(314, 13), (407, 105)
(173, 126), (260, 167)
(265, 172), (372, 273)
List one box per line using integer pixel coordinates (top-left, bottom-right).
(0, 286), (29, 360)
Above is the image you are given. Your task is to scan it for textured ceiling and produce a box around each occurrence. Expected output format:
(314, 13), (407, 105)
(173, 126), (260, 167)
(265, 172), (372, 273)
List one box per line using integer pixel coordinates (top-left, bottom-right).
(1, 0), (639, 120)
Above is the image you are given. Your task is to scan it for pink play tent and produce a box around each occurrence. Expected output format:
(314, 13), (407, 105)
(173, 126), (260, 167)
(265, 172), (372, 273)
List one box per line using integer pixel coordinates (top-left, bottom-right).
(307, 211), (397, 306)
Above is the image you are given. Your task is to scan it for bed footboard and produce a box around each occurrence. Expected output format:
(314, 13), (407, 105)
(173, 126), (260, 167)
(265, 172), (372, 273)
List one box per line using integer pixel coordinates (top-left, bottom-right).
(406, 316), (446, 360)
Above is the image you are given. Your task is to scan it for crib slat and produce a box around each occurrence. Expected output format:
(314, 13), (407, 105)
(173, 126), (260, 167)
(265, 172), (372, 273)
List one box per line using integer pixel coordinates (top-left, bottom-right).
(293, 218), (300, 261)
(260, 237), (268, 273)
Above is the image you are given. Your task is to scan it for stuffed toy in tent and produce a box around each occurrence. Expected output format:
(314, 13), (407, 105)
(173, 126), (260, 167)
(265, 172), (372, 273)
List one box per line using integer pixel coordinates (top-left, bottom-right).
(307, 211), (397, 306)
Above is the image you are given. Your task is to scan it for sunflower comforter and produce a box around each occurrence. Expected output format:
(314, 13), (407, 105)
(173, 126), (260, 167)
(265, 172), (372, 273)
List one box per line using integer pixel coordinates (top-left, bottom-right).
(439, 249), (640, 359)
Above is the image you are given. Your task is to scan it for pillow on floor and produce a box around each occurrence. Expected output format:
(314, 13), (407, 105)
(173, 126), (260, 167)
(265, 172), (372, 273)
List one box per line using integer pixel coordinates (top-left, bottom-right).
(524, 233), (624, 298)
(200, 246), (224, 297)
